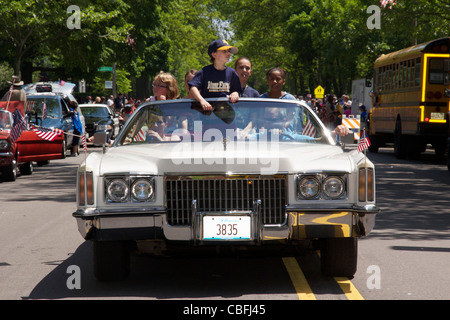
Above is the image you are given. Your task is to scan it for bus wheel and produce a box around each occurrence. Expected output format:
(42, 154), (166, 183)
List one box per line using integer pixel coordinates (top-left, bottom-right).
(394, 119), (407, 159)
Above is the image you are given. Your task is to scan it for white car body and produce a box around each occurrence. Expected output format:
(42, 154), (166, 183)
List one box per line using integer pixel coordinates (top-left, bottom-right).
(74, 98), (379, 280)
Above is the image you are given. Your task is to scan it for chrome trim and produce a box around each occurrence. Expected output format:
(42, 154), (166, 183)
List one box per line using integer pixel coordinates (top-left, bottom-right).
(0, 152), (13, 157)
(165, 174), (288, 227)
(73, 205), (379, 241)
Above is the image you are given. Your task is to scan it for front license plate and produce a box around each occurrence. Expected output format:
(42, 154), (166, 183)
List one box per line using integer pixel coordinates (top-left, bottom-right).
(203, 216), (251, 240)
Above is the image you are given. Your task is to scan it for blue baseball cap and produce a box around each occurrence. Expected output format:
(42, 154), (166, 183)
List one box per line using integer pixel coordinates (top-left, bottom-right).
(208, 40), (238, 57)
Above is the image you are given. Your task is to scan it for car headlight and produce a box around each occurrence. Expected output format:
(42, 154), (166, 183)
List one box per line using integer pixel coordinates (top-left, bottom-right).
(106, 179), (129, 202)
(297, 174), (346, 200)
(131, 178), (154, 202)
(105, 176), (155, 203)
(323, 176), (345, 199)
(297, 176), (320, 199)
(0, 139), (9, 150)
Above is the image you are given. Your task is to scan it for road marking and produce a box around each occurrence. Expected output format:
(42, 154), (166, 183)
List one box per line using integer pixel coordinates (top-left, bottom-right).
(282, 257), (316, 300)
(334, 277), (365, 300)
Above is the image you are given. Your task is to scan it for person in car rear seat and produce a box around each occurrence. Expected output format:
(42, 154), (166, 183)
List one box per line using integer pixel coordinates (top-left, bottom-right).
(188, 39), (242, 111)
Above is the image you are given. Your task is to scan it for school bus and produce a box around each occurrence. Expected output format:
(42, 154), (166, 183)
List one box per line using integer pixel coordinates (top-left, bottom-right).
(369, 37), (450, 158)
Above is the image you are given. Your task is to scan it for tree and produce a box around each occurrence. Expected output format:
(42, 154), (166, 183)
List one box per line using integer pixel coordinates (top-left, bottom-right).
(0, 1), (133, 80)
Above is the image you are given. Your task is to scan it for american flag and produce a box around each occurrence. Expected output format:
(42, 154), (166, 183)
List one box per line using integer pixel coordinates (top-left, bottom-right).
(25, 101), (36, 113)
(58, 79), (66, 86)
(358, 136), (371, 153)
(42, 100), (47, 120)
(81, 134), (87, 152)
(302, 119), (316, 137)
(380, 0), (396, 8)
(133, 128), (146, 141)
(11, 110), (27, 142)
(32, 126), (63, 141)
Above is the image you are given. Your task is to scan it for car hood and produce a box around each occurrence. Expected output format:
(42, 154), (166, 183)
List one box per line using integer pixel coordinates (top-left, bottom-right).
(93, 142), (357, 175)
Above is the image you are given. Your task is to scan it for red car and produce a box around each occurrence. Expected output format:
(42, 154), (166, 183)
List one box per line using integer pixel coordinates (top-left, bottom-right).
(0, 101), (64, 182)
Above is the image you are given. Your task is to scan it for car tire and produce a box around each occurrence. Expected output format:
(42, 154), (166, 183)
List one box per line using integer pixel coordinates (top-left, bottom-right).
(93, 240), (131, 281)
(1, 158), (17, 182)
(320, 238), (358, 278)
(61, 138), (67, 159)
(37, 160), (50, 166)
(19, 162), (33, 175)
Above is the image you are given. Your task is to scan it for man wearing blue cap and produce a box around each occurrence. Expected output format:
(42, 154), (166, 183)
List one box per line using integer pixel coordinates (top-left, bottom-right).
(189, 39), (243, 110)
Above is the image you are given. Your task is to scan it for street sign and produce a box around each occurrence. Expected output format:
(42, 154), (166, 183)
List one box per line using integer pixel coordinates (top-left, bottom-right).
(314, 85), (324, 99)
(97, 67), (113, 72)
(79, 79), (86, 93)
(105, 81), (112, 89)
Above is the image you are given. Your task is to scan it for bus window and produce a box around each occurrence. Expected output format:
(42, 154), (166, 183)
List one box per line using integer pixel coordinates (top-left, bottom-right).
(429, 58), (447, 84)
(415, 58), (421, 87)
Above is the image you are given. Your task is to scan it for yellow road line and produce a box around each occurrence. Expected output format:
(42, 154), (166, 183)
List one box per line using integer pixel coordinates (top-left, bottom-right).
(282, 257), (316, 300)
(334, 277), (365, 300)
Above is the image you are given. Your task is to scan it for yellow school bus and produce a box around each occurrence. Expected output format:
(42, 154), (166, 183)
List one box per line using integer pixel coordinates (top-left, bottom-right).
(369, 37), (450, 158)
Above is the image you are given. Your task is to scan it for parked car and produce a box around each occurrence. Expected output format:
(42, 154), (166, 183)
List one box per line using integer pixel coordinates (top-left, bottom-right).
(79, 104), (120, 143)
(23, 82), (85, 153)
(73, 98), (380, 281)
(22, 81), (85, 132)
(0, 104), (64, 181)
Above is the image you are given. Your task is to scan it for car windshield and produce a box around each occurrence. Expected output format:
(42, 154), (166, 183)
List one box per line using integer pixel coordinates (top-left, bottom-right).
(0, 110), (12, 129)
(26, 97), (61, 119)
(80, 106), (110, 117)
(115, 99), (332, 146)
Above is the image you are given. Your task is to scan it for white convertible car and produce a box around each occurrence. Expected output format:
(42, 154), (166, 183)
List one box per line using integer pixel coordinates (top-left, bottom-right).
(73, 98), (379, 281)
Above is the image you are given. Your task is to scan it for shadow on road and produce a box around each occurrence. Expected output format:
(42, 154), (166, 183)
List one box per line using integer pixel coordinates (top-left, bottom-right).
(367, 148), (450, 241)
(25, 242), (303, 300)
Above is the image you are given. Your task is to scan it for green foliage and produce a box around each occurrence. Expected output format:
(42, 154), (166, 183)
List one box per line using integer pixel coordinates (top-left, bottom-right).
(92, 69), (132, 96)
(0, 0), (449, 98)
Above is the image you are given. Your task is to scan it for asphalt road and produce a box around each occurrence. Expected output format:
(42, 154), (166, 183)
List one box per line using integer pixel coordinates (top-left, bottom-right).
(1, 145), (450, 302)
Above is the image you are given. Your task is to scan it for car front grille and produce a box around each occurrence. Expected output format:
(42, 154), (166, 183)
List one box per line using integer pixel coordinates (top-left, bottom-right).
(165, 175), (287, 226)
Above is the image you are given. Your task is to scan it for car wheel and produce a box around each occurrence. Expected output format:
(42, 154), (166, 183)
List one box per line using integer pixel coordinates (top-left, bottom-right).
(19, 162), (33, 175)
(37, 160), (50, 166)
(320, 238), (358, 278)
(1, 158), (18, 182)
(61, 138), (67, 159)
(93, 240), (131, 281)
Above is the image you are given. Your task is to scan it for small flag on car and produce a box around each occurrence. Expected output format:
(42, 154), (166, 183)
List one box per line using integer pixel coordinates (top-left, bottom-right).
(11, 110), (27, 142)
(358, 133), (371, 153)
(42, 99), (47, 120)
(302, 119), (316, 137)
(32, 126), (63, 141)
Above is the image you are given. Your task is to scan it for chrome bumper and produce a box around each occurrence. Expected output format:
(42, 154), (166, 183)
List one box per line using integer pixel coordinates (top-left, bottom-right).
(73, 204), (379, 242)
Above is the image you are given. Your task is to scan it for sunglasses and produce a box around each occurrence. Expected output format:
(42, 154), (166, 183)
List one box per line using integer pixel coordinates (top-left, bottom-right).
(152, 82), (167, 89)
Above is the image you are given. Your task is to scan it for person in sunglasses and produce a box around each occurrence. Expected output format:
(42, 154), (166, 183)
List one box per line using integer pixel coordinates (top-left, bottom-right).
(147, 71), (180, 102)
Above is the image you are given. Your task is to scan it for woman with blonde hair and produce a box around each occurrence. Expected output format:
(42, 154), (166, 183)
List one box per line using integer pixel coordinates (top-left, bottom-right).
(147, 71), (180, 101)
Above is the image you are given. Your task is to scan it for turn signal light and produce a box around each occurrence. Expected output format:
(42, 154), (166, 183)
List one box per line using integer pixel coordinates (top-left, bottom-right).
(78, 171), (94, 206)
(359, 168), (375, 202)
